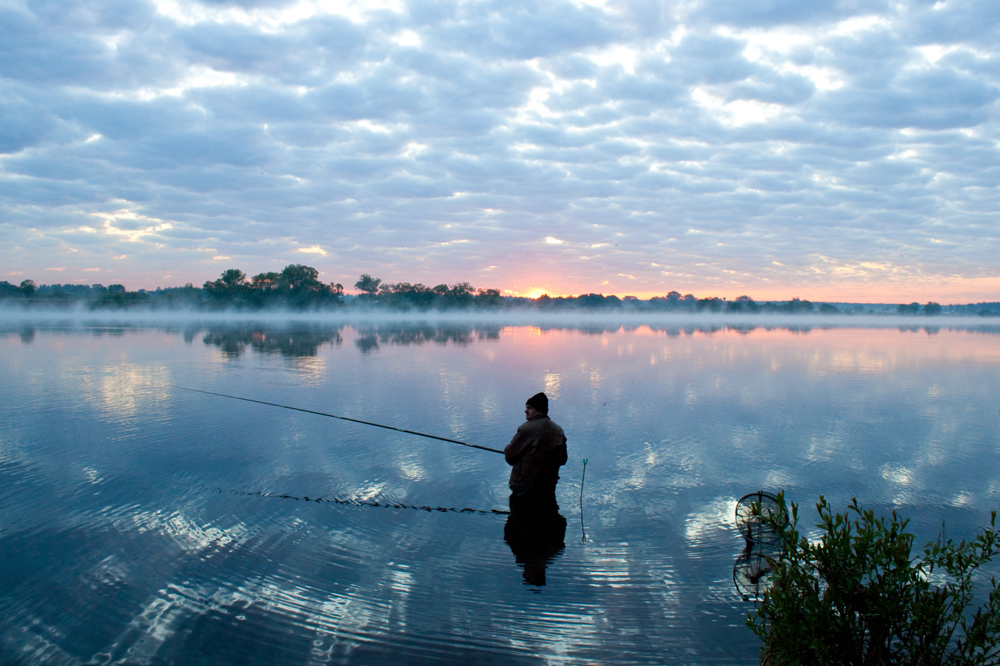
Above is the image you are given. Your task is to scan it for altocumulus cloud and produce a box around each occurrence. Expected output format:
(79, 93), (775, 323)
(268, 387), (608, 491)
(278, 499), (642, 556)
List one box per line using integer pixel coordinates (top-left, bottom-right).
(0, 0), (998, 301)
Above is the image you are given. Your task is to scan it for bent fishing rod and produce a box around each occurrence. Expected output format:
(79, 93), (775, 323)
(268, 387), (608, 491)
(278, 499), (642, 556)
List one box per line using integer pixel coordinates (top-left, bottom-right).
(170, 385), (505, 455)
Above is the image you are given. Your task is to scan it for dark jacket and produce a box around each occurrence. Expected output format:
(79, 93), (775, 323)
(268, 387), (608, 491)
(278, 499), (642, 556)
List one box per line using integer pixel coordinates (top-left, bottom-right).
(505, 415), (567, 493)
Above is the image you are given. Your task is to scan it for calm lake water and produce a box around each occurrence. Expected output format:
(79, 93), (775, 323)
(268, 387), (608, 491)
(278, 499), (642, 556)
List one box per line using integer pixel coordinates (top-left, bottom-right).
(2, 315), (999, 665)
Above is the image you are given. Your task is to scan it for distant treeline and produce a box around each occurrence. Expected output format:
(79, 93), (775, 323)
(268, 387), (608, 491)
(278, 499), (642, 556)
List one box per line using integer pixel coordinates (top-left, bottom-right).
(1, 265), (999, 316)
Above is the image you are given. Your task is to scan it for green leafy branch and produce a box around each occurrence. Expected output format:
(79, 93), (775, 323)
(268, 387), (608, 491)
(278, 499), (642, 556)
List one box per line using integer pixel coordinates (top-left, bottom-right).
(748, 493), (1000, 665)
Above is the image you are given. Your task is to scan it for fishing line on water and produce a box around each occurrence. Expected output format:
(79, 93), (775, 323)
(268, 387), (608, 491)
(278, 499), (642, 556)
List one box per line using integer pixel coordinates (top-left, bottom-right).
(207, 487), (510, 515)
(579, 458), (588, 542)
(170, 385), (505, 455)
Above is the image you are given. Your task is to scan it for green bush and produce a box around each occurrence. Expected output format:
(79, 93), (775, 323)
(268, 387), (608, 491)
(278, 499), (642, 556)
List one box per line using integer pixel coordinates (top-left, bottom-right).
(748, 494), (1000, 665)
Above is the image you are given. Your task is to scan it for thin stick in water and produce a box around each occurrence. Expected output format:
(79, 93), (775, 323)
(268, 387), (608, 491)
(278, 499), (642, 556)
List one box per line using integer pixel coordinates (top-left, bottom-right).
(580, 458), (588, 542)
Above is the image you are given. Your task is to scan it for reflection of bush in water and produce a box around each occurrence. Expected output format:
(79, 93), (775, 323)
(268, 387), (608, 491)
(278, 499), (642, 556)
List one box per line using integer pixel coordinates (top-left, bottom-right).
(534, 324), (759, 336)
(199, 324), (502, 357)
(355, 332), (379, 354)
(380, 325), (500, 346)
(898, 325), (941, 335)
(201, 325), (344, 358)
(353, 324), (501, 353)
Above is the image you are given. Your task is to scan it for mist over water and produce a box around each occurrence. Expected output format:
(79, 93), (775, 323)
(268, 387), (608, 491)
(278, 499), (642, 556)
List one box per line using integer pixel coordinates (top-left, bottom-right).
(3, 302), (998, 331)
(2, 319), (999, 664)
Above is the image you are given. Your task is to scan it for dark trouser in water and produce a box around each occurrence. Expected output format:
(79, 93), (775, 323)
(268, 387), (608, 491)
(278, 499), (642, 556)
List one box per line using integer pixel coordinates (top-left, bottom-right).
(508, 485), (559, 511)
(505, 488), (566, 586)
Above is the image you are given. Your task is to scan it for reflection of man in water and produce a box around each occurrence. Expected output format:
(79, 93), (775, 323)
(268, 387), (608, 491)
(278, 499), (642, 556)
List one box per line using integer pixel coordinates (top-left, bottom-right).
(504, 392), (568, 585)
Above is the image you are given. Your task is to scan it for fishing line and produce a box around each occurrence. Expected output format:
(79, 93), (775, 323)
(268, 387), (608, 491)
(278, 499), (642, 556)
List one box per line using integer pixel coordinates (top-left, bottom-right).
(171, 385), (505, 455)
(208, 487), (509, 515)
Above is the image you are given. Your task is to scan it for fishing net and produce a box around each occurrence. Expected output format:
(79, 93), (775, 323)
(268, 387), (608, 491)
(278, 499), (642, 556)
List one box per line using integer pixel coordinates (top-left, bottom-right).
(733, 490), (786, 601)
(734, 491), (784, 544)
(733, 541), (781, 601)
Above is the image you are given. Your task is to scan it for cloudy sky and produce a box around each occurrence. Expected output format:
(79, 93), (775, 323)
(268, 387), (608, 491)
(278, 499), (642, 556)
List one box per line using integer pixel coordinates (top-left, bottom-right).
(2, 0), (998, 302)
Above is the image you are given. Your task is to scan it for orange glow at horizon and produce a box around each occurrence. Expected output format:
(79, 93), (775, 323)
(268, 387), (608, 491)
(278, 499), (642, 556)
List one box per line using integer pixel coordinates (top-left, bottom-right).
(501, 275), (1000, 305)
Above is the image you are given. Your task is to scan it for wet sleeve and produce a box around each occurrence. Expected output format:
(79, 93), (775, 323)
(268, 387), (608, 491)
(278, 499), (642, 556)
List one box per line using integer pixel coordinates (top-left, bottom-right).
(556, 437), (567, 466)
(504, 428), (530, 465)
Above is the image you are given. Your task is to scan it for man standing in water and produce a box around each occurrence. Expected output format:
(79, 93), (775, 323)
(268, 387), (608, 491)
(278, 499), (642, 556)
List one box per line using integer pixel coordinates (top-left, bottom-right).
(504, 392), (568, 504)
(504, 392), (568, 585)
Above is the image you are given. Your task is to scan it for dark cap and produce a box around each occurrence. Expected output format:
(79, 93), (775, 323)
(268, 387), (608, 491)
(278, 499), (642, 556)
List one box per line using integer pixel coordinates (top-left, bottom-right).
(526, 392), (548, 414)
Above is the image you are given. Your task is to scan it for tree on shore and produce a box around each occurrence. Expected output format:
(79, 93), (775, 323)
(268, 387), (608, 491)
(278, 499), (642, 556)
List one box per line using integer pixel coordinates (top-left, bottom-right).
(204, 269), (250, 305)
(355, 274), (382, 301)
(476, 288), (502, 308)
(0, 273), (981, 315)
(727, 295), (759, 313)
(202, 264), (342, 309)
(356, 278), (499, 310)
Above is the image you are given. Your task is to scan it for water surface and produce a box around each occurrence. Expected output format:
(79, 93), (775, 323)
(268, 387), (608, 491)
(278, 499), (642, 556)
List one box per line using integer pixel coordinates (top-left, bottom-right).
(2, 318), (999, 665)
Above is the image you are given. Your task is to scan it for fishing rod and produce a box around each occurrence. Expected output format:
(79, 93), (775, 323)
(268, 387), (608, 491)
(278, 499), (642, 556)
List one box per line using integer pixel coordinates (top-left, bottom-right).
(170, 385), (505, 455)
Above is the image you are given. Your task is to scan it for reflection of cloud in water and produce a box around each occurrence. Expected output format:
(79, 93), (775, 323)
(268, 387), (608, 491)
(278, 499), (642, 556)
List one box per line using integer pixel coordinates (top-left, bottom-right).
(128, 508), (253, 553)
(439, 368), (472, 436)
(293, 355), (326, 384)
(806, 431), (849, 463)
(79, 508), (396, 663)
(583, 547), (633, 587)
(95, 574), (379, 666)
(88, 362), (171, 423)
(880, 464), (914, 486)
(396, 458), (427, 483)
(616, 440), (704, 492)
(573, 543), (683, 651)
(82, 466), (104, 485)
(728, 423), (762, 453)
(0, 428), (29, 466)
(354, 482), (388, 501)
(4, 317), (1000, 662)
(474, 388), (502, 425)
(764, 470), (795, 489)
(949, 492), (973, 508)
(684, 497), (737, 546)
(544, 372), (562, 397)
(826, 350), (891, 375)
(587, 369), (603, 390)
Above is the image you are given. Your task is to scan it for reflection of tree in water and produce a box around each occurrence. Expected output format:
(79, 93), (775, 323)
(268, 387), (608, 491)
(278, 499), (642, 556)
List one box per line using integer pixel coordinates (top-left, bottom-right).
(899, 325), (941, 335)
(533, 324), (781, 337)
(3, 324), (129, 344)
(353, 324), (502, 354)
(354, 328), (380, 354)
(538, 323), (847, 337)
(201, 325), (344, 358)
(568, 325), (617, 336)
(3, 322), (501, 354)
